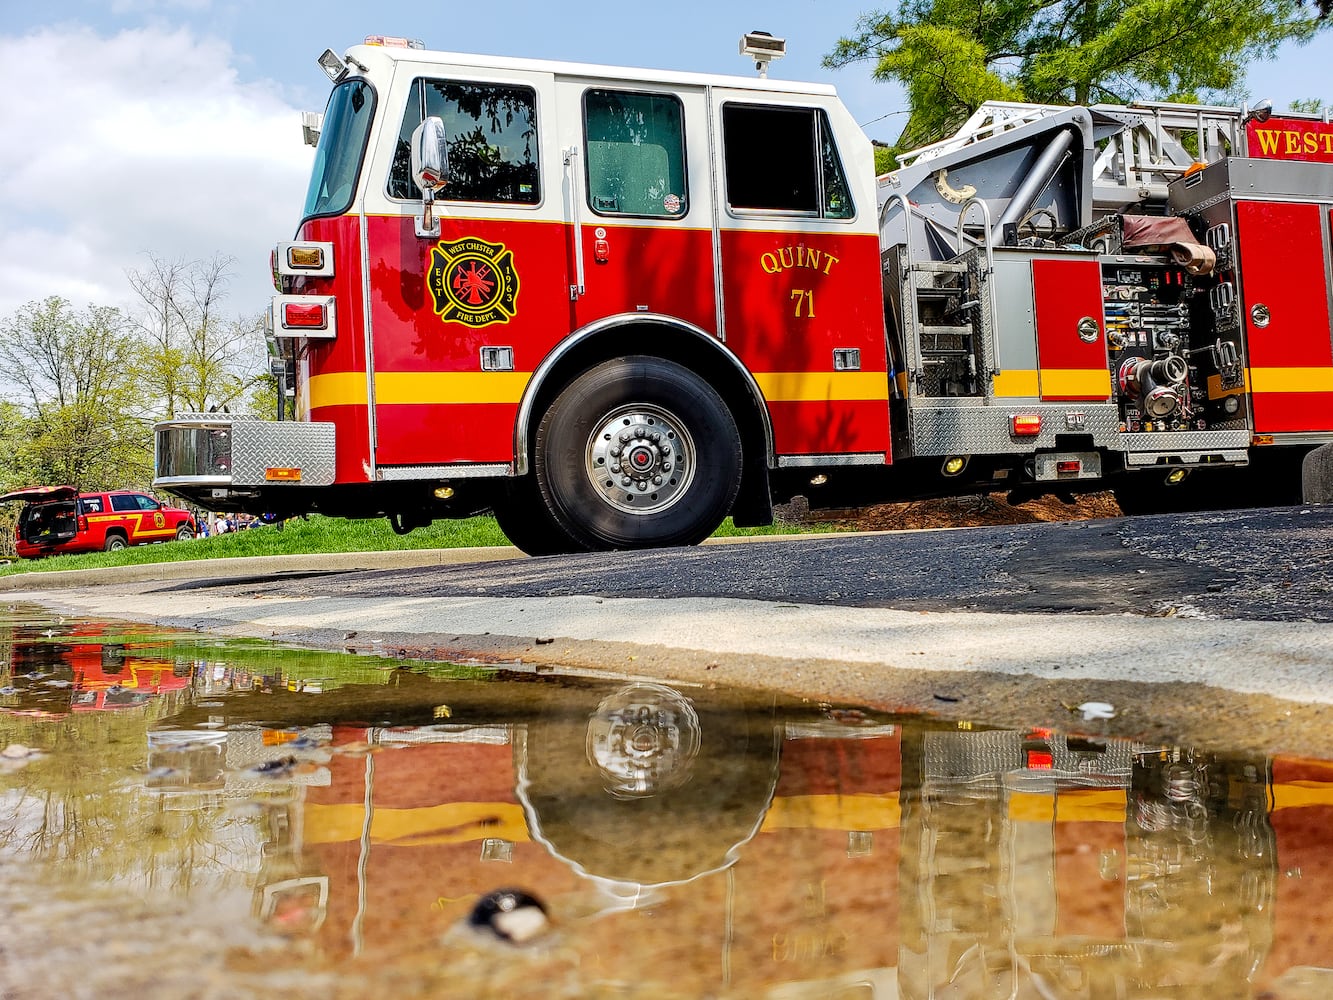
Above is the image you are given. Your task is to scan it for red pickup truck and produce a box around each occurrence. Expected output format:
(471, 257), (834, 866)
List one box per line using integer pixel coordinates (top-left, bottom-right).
(2, 486), (196, 558)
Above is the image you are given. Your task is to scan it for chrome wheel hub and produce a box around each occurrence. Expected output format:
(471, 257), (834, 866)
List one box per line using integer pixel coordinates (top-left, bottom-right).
(586, 405), (695, 515)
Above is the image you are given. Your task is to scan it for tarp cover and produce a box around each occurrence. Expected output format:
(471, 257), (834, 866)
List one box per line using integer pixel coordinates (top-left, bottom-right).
(1120, 215), (1216, 274)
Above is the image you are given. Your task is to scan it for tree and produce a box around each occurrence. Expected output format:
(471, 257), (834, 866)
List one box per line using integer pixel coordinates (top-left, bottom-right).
(127, 253), (267, 419)
(0, 298), (148, 488)
(827, 0), (1328, 156)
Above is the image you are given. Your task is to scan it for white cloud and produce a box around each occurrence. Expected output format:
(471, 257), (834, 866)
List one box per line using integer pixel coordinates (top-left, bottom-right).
(0, 24), (312, 321)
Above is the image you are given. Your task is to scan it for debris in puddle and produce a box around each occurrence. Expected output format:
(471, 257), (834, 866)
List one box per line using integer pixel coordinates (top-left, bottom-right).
(933, 693), (960, 703)
(2, 743), (40, 760)
(466, 889), (551, 945)
(1066, 701), (1117, 721)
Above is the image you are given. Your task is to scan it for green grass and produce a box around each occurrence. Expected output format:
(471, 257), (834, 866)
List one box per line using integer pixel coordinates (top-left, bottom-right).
(0, 512), (839, 576)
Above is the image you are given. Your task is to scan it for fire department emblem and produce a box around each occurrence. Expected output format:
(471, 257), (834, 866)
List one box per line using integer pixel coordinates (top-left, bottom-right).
(427, 237), (519, 328)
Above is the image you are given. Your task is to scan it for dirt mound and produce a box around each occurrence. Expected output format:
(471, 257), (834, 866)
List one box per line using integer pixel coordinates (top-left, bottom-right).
(802, 492), (1124, 532)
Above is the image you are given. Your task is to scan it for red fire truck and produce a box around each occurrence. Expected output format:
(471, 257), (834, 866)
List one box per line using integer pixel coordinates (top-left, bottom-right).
(152, 36), (1333, 553)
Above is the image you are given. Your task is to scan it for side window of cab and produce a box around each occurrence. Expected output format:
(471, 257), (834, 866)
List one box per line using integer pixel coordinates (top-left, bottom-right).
(720, 104), (853, 219)
(582, 89), (687, 218)
(388, 79), (540, 204)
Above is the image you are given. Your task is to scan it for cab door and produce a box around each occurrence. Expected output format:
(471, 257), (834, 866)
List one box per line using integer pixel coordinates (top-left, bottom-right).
(709, 91), (890, 459)
(360, 65), (572, 468)
(552, 79), (717, 333)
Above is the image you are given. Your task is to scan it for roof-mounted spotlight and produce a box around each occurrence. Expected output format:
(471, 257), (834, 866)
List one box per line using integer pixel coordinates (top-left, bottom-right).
(1242, 98), (1273, 126)
(318, 48), (347, 83)
(740, 31), (786, 78)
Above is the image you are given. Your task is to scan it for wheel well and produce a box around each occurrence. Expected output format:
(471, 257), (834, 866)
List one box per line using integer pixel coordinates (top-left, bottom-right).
(518, 321), (774, 526)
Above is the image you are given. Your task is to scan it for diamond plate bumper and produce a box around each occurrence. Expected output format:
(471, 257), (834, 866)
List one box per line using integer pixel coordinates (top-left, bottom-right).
(154, 414), (336, 489)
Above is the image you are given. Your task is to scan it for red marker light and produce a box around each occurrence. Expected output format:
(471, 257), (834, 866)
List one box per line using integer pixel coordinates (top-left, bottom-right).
(283, 303), (327, 329)
(1011, 414), (1043, 436)
(1056, 460), (1082, 474)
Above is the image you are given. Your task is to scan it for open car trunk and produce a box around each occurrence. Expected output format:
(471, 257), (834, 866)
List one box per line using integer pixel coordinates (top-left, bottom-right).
(1, 486), (80, 550)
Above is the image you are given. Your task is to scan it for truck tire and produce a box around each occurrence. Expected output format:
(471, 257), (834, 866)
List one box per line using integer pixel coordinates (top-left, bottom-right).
(491, 475), (585, 556)
(104, 533), (128, 552)
(534, 357), (742, 550)
(175, 524), (194, 541)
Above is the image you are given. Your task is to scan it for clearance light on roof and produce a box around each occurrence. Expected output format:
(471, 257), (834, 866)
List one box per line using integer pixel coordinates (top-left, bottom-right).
(365, 35), (425, 49)
(1011, 414), (1043, 437)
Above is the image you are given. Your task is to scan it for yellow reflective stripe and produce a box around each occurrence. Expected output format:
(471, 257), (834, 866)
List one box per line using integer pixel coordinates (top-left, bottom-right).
(310, 370), (889, 407)
(375, 371), (531, 405)
(303, 801), (530, 845)
(1040, 368), (1112, 398)
(308, 371), (532, 408)
(309, 372), (369, 408)
(759, 793), (901, 832)
(753, 371), (888, 402)
(992, 369), (1040, 398)
(1249, 367), (1333, 393)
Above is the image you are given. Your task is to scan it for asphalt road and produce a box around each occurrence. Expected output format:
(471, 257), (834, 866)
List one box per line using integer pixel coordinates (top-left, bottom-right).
(9, 504), (1333, 758)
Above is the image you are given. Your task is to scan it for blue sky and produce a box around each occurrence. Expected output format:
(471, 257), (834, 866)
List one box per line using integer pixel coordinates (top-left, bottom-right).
(0, 0), (1329, 321)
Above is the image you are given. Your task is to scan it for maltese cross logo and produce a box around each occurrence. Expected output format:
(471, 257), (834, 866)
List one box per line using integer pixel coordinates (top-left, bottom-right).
(427, 237), (519, 328)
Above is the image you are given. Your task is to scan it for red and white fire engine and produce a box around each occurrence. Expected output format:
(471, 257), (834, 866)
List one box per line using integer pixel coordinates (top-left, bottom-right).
(153, 35), (1333, 553)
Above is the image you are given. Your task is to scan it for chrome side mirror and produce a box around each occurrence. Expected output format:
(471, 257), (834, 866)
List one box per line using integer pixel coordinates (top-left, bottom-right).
(409, 116), (449, 238)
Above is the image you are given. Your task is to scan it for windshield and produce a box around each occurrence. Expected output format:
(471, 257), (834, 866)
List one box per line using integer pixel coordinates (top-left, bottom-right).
(302, 79), (376, 222)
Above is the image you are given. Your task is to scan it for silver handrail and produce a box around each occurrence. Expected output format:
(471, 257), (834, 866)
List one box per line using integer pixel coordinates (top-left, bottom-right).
(956, 197), (1001, 377)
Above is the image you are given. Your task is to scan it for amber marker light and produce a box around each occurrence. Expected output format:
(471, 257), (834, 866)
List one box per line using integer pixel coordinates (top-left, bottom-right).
(265, 468), (303, 482)
(287, 246), (325, 269)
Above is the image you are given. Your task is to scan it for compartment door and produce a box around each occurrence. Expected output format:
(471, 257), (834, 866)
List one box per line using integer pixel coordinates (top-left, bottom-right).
(1033, 256), (1111, 401)
(1236, 200), (1333, 433)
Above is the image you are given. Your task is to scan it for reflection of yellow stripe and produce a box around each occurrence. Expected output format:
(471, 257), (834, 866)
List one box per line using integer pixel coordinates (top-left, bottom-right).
(304, 801), (529, 845)
(1250, 367), (1333, 393)
(1040, 369), (1112, 398)
(760, 793), (900, 832)
(753, 371), (887, 402)
(993, 369), (1039, 398)
(1273, 781), (1333, 810)
(1009, 789), (1126, 823)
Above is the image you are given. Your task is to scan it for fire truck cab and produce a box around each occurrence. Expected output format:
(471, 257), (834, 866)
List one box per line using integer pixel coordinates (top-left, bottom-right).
(153, 37), (1333, 552)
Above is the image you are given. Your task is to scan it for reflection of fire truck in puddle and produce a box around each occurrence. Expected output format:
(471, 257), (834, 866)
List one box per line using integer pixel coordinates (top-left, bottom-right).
(1, 625), (191, 716)
(233, 681), (1333, 996)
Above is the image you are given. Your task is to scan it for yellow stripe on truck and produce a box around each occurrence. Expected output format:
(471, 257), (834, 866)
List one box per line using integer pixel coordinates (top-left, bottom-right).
(1249, 367), (1333, 393)
(752, 371), (887, 402)
(309, 369), (890, 408)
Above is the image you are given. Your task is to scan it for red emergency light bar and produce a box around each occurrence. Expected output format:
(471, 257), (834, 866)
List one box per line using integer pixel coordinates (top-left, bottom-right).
(364, 35), (425, 49)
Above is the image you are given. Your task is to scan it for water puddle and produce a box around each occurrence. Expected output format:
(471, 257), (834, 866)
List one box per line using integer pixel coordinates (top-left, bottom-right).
(1, 604), (1331, 998)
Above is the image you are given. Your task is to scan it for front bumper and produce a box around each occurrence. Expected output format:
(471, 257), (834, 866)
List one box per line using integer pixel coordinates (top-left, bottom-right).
(154, 414), (337, 491)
